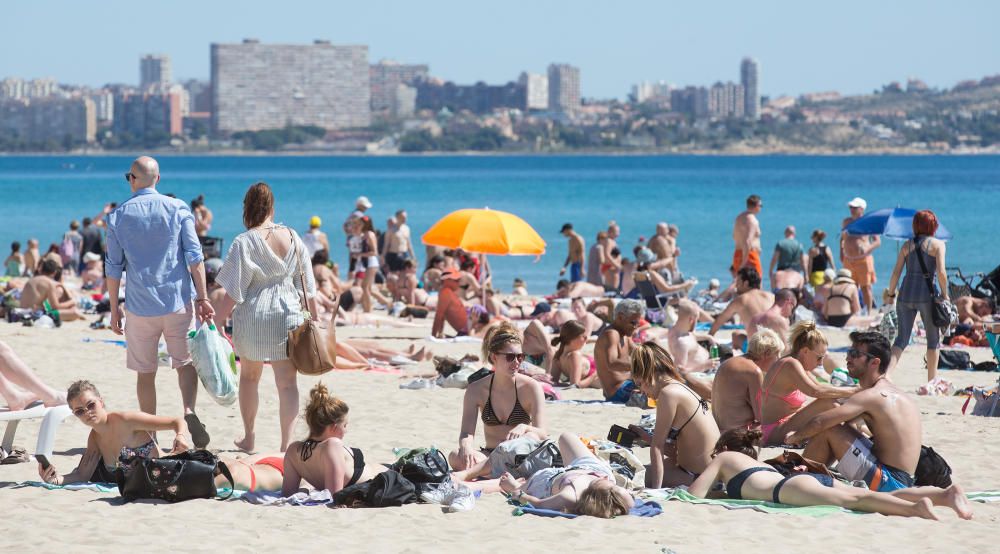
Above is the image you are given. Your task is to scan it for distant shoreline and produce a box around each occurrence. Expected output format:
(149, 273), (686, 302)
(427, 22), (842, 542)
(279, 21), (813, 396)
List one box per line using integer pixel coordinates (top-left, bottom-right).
(1, 148), (998, 157)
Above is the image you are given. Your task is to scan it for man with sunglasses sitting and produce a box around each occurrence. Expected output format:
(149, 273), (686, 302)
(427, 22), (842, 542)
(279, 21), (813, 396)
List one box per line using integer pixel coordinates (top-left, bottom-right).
(103, 156), (215, 448)
(785, 332), (921, 492)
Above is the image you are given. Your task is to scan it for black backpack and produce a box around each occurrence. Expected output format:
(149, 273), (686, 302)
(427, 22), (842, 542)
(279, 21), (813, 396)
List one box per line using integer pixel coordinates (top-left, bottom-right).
(117, 449), (234, 503)
(914, 445), (952, 488)
(391, 449), (450, 485)
(365, 470), (418, 507)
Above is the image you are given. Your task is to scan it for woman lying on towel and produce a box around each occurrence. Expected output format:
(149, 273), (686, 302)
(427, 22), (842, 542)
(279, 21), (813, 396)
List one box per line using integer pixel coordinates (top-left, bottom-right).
(631, 342), (720, 487)
(448, 322), (548, 478)
(498, 432), (635, 519)
(281, 383), (386, 496)
(38, 380), (284, 491)
(688, 428), (973, 520)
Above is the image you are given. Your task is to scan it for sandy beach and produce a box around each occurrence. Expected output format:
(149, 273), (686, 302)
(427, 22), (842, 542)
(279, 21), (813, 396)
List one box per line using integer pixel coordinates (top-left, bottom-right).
(1, 315), (998, 554)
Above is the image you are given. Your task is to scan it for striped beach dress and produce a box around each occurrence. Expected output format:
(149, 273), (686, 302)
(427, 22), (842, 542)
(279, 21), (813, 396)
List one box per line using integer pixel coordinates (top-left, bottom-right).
(216, 225), (316, 362)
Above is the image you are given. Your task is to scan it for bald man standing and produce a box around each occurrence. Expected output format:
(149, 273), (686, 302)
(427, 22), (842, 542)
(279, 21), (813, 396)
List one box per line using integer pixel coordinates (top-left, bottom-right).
(105, 156), (215, 447)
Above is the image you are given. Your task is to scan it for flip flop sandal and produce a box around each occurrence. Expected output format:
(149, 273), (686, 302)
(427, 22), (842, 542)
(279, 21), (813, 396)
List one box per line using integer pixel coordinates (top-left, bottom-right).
(0, 446), (29, 464)
(184, 413), (211, 449)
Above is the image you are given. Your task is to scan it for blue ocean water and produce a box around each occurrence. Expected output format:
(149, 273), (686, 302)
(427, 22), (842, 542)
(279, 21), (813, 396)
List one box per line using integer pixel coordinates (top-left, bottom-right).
(0, 155), (997, 293)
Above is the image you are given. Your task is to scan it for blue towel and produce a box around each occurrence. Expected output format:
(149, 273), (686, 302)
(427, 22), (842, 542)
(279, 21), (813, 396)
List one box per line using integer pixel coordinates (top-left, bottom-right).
(695, 322), (743, 331)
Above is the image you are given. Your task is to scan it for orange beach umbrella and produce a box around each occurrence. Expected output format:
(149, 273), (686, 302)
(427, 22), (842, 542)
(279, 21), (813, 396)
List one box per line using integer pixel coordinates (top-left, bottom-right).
(421, 208), (546, 256)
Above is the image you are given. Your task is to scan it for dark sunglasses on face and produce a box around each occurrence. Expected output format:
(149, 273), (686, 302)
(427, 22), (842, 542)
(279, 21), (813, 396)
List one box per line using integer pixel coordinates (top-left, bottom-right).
(848, 348), (876, 360)
(72, 400), (98, 417)
(498, 352), (525, 364)
(124, 172), (135, 183)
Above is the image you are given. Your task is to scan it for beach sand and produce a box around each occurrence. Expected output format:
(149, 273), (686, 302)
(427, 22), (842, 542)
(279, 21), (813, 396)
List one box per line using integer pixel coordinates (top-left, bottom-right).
(1, 319), (998, 553)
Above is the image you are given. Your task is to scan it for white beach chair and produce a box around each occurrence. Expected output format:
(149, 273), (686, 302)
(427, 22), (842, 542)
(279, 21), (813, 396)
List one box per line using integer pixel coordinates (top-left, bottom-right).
(0, 401), (73, 458)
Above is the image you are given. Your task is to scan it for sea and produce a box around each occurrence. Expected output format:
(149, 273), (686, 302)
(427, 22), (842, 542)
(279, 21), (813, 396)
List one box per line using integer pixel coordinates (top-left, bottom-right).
(1, 155), (998, 293)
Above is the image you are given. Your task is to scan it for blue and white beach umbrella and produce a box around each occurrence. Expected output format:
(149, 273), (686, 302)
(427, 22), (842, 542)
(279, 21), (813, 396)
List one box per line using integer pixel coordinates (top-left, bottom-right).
(843, 207), (952, 241)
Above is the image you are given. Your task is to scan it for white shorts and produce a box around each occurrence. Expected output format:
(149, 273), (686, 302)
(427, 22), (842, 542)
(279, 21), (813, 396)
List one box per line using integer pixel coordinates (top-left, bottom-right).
(366, 256), (380, 270)
(836, 435), (876, 482)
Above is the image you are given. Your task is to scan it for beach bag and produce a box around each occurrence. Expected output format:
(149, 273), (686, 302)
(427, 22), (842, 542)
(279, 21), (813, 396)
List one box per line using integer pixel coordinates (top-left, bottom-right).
(913, 238), (957, 329)
(966, 385), (1000, 417)
(187, 324), (238, 406)
(914, 446), (952, 488)
(936, 350), (972, 370)
(332, 481), (372, 507)
(513, 439), (563, 479)
(365, 470), (418, 507)
(877, 307), (898, 344)
(391, 448), (450, 485)
(487, 436), (561, 479)
(588, 439), (646, 489)
(117, 449), (234, 503)
(286, 230), (337, 376)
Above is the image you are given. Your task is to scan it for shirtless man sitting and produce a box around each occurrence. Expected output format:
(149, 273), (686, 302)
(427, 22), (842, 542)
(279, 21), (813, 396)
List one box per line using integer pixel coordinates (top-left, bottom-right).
(667, 299), (715, 374)
(711, 328), (783, 432)
(749, 288), (797, 339)
(19, 259), (84, 321)
(708, 267), (774, 339)
(786, 332), (936, 494)
(955, 296), (994, 325)
(594, 299), (644, 403)
(732, 195), (763, 277)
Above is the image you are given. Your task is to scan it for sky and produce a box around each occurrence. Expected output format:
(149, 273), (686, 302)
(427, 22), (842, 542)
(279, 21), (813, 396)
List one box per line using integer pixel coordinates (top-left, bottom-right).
(2, 1), (998, 99)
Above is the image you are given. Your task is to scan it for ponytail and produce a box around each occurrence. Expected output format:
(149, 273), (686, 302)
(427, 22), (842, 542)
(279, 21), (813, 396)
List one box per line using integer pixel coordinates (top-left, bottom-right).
(551, 320), (587, 361)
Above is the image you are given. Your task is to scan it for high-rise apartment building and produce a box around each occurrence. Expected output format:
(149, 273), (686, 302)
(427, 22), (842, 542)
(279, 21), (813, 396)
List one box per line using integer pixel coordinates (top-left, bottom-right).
(0, 97), (96, 145)
(519, 72), (548, 111)
(632, 81), (672, 104)
(113, 90), (184, 138)
(140, 55), (172, 90)
(670, 86), (708, 118)
(547, 64), (581, 113)
(740, 57), (760, 120)
(708, 82), (745, 118)
(1, 78), (25, 99)
(370, 60), (429, 113)
(211, 39), (371, 134)
(415, 80), (526, 114)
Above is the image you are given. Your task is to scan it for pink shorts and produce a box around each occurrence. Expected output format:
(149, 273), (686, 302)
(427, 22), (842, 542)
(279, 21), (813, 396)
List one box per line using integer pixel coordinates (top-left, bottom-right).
(124, 305), (194, 373)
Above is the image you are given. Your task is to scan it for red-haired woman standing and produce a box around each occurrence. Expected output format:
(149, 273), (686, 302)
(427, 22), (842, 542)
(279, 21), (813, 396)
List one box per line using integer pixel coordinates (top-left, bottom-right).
(885, 210), (949, 381)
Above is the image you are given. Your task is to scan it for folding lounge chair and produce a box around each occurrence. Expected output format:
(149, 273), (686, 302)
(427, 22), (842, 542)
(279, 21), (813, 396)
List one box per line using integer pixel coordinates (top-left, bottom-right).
(1, 401), (73, 458)
(634, 273), (667, 311)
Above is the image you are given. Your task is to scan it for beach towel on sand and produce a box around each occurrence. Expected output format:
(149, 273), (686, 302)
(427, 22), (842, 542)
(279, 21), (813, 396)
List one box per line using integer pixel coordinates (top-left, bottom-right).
(644, 488), (1000, 516)
(427, 335), (482, 344)
(18, 481), (244, 499)
(242, 489), (333, 506)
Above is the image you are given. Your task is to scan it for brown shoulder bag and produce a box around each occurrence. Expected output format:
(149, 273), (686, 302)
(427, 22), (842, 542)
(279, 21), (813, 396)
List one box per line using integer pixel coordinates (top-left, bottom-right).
(285, 229), (338, 375)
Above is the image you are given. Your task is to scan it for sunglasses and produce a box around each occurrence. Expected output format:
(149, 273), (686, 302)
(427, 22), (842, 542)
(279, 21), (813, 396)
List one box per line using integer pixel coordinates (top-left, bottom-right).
(848, 348), (876, 361)
(124, 172), (135, 183)
(72, 400), (98, 417)
(497, 352), (525, 364)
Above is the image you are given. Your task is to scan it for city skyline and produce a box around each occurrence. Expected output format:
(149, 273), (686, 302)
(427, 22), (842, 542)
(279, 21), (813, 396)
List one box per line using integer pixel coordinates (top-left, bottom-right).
(3, 1), (998, 99)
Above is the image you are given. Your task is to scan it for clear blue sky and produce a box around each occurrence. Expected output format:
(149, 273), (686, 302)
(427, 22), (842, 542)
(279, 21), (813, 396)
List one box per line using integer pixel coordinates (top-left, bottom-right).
(3, 0), (997, 99)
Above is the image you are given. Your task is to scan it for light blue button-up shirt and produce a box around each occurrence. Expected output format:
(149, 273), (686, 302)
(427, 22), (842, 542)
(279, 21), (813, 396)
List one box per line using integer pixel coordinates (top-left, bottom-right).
(105, 188), (204, 317)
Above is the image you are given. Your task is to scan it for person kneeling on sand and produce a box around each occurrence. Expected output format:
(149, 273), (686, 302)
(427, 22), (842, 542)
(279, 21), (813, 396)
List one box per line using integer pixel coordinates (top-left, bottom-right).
(688, 428), (971, 520)
(631, 342), (720, 487)
(282, 383), (386, 496)
(18, 259), (85, 321)
(498, 432), (636, 518)
(38, 381), (283, 492)
(448, 322), (548, 477)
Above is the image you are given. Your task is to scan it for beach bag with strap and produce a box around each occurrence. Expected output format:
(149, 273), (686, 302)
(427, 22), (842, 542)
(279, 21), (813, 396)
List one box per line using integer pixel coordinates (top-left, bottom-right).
(914, 446), (952, 488)
(913, 238), (957, 329)
(187, 323), (238, 406)
(365, 470), (418, 507)
(487, 436), (543, 478)
(117, 449), (234, 503)
(512, 439), (563, 479)
(588, 439), (646, 490)
(391, 448), (450, 485)
(285, 229), (338, 375)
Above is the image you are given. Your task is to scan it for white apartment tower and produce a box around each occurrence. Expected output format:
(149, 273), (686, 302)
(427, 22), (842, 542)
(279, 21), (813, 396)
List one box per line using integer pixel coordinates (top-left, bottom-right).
(140, 55), (172, 90)
(547, 64), (581, 114)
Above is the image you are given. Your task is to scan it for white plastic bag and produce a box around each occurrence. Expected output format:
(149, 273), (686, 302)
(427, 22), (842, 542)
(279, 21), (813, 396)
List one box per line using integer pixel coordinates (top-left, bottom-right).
(187, 324), (238, 406)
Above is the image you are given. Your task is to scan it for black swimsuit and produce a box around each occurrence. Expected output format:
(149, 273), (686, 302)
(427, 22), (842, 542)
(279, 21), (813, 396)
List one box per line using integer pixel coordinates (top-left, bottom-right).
(481, 375), (532, 427)
(664, 382), (710, 477)
(726, 466), (834, 502)
(825, 285), (855, 327)
(301, 439), (366, 487)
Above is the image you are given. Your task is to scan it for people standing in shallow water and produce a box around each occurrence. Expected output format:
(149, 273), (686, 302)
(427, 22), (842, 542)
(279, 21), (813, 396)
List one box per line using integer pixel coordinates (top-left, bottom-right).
(282, 383), (386, 496)
(688, 428), (972, 521)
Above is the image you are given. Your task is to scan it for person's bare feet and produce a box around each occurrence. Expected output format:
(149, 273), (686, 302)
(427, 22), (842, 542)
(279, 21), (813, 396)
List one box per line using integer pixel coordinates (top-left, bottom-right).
(944, 484), (974, 520)
(409, 346), (428, 361)
(912, 497), (939, 521)
(5, 390), (39, 411)
(234, 433), (255, 453)
(43, 392), (67, 407)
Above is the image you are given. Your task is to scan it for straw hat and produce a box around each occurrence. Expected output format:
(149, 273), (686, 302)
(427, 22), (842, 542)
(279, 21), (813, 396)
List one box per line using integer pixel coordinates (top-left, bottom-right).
(834, 268), (855, 283)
